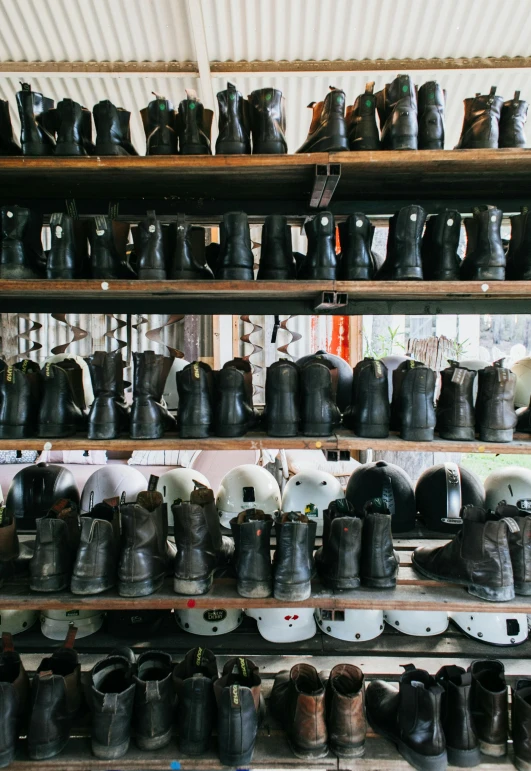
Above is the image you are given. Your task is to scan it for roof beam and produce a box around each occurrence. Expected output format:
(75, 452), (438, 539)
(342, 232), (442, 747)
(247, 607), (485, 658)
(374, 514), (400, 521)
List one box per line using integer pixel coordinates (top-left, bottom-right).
(185, 0), (216, 109)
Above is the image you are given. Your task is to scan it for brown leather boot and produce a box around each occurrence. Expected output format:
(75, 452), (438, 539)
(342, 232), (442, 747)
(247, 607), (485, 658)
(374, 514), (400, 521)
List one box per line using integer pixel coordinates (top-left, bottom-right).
(493, 502), (531, 596)
(475, 360), (516, 442)
(297, 87), (349, 153)
(469, 659), (508, 757)
(326, 664), (366, 758)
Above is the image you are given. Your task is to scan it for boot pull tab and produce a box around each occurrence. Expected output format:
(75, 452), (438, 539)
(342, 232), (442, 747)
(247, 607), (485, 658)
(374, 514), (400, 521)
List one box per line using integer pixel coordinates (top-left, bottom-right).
(522, 206), (529, 215)
(151, 91), (166, 100)
(185, 88), (198, 101)
(146, 210), (157, 231)
(365, 81), (375, 95)
(271, 316), (280, 344)
(94, 214), (107, 237)
(488, 86), (497, 104)
(1, 632), (14, 653)
(235, 657), (249, 679)
(193, 479), (208, 490)
(502, 516), (520, 534)
(148, 474), (159, 492)
(103, 496), (120, 508)
(401, 663), (417, 673)
(515, 90), (521, 103)
(63, 625), (78, 649)
(227, 82), (237, 93)
(50, 212), (63, 227)
(230, 683), (241, 708)
(306, 101), (316, 109)
(20, 82), (31, 92)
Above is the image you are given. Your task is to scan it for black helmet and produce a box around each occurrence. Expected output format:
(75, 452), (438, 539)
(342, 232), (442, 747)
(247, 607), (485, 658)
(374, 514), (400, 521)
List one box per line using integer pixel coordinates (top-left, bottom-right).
(346, 460), (416, 533)
(296, 349), (352, 411)
(6, 462), (79, 531)
(416, 462), (485, 534)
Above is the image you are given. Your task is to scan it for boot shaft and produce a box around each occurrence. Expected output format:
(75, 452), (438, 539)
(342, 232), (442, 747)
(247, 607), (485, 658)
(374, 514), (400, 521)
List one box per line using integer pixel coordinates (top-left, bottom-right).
(300, 359), (339, 424)
(257, 215), (295, 278)
(132, 351), (173, 401)
(120, 492), (167, 555)
(360, 510), (396, 578)
(0, 360), (41, 428)
(418, 81), (445, 150)
(338, 214), (376, 280)
(217, 211), (254, 278)
(398, 667), (445, 754)
(0, 100), (21, 155)
(86, 350), (124, 398)
(54, 99), (88, 155)
(421, 210), (461, 279)
(302, 211), (337, 279)
(177, 90), (213, 155)
(347, 82), (380, 150)
(16, 84), (55, 154)
(141, 97), (177, 155)
(500, 91), (527, 148)
(457, 88), (503, 148)
(275, 516), (314, 582)
(248, 88), (287, 154)
(215, 83), (251, 154)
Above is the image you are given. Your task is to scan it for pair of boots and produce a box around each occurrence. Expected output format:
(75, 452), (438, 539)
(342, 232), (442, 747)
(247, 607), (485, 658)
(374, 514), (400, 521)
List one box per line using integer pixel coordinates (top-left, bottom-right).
(390, 360), (436, 441)
(216, 82), (287, 154)
(456, 87), (527, 148)
(141, 92), (212, 155)
(0, 205), (44, 279)
(264, 358), (340, 437)
(343, 357), (390, 437)
(271, 663), (366, 759)
(134, 212), (213, 280)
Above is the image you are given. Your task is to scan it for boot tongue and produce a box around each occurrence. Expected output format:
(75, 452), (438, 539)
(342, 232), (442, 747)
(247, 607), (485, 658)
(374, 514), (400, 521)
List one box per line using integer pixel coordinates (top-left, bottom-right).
(328, 499), (355, 518)
(239, 507), (267, 523)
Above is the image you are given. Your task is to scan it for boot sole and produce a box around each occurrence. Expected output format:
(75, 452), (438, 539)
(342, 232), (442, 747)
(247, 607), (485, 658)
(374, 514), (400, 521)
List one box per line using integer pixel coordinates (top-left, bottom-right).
(320, 576), (361, 591)
(22, 143), (54, 156)
(478, 739), (507, 757)
(388, 136), (419, 151)
(94, 144), (130, 156)
(386, 268), (424, 280)
(253, 141), (287, 154)
(466, 268), (505, 281)
(419, 140), (444, 150)
(174, 573), (213, 596)
(302, 423), (335, 436)
(215, 141), (250, 154)
(340, 269), (373, 280)
(237, 578), (273, 598)
(0, 266), (41, 279)
(180, 145), (211, 155)
(136, 727), (172, 750)
(130, 424), (166, 439)
(288, 740), (329, 759)
(0, 746), (15, 768)
(514, 756), (531, 771)
(267, 423), (299, 437)
(0, 425), (32, 438)
(216, 424), (252, 437)
(367, 714), (447, 771)
(303, 269), (337, 280)
(447, 745), (482, 767)
(54, 144), (87, 156)
(330, 741), (365, 758)
(28, 737), (69, 760)
(179, 425), (211, 438)
(92, 738), (130, 760)
(137, 269), (167, 280)
(438, 427), (476, 441)
(411, 552), (515, 602)
(46, 270), (76, 279)
(118, 574), (164, 597)
(178, 738), (209, 755)
(515, 581), (531, 596)
(87, 425), (120, 440)
(30, 574), (69, 592)
(352, 424), (389, 438)
(298, 136), (350, 153)
(217, 269), (254, 280)
(401, 428), (434, 441)
(219, 748), (255, 766)
(274, 580), (311, 602)
(37, 424), (78, 438)
(478, 428), (514, 442)
(70, 576), (115, 595)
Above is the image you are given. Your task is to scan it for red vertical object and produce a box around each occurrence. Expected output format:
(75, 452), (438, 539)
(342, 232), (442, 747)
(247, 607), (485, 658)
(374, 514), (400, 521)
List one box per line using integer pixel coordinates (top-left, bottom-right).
(331, 226), (349, 360)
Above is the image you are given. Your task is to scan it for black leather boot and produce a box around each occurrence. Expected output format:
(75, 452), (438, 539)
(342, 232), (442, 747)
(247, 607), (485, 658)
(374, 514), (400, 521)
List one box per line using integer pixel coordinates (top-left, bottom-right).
(93, 100), (138, 155)
(507, 208), (531, 279)
(71, 498), (121, 594)
(16, 83), (55, 156)
(499, 91), (527, 147)
(390, 359), (419, 430)
(361, 499), (400, 584)
(248, 88), (287, 154)
(1, 205), (44, 279)
(418, 81), (445, 150)
(421, 211), (461, 280)
(215, 358), (257, 437)
(366, 665), (447, 771)
(297, 87), (349, 152)
(493, 502), (531, 596)
(30, 499), (81, 591)
(469, 660), (508, 757)
(118, 491), (173, 597)
(274, 512), (316, 601)
(456, 87), (503, 149)
(257, 215), (296, 279)
(173, 487), (234, 595)
(169, 215), (214, 279)
(86, 350), (129, 440)
(338, 213), (378, 280)
(300, 357), (341, 436)
(475, 360), (516, 442)
(134, 211), (169, 280)
(54, 98), (92, 156)
(376, 74), (418, 150)
(315, 499), (361, 590)
(90, 652), (135, 759)
(214, 658), (262, 767)
(300, 211), (337, 280)
(0, 101), (21, 155)
(176, 90), (213, 155)
(140, 96), (177, 155)
(89, 216), (136, 279)
(0, 633), (29, 768)
(346, 82), (380, 150)
(47, 212), (89, 279)
(172, 647), (218, 755)
(130, 351), (176, 439)
(377, 205), (426, 280)
(460, 206), (505, 280)
(215, 82), (251, 155)
(133, 650), (174, 750)
(217, 211), (254, 279)
(231, 508), (273, 597)
(436, 665), (480, 768)
(0, 360), (41, 438)
(412, 505), (515, 601)
(344, 357), (390, 437)
(177, 361), (214, 438)
(436, 364), (476, 441)
(397, 362), (436, 441)
(37, 359), (87, 438)
(264, 359), (300, 436)
(512, 679), (531, 770)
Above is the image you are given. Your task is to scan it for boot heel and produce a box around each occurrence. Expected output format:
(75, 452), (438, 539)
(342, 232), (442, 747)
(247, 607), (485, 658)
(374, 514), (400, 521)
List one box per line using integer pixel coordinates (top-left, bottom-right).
(393, 266), (424, 280)
(118, 575), (164, 597)
(254, 140), (287, 154)
(420, 140), (443, 150)
(267, 422), (299, 437)
(468, 583), (515, 602)
(330, 740), (365, 759)
(390, 136), (418, 150)
(21, 142), (54, 156)
(478, 739), (507, 758)
(514, 580), (531, 596)
(288, 740), (329, 760)
(401, 427), (434, 441)
(137, 268), (167, 280)
(217, 267), (254, 280)
(30, 573), (69, 592)
(37, 423), (77, 438)
(237, 578), (273, 598)
(343, 268), (372, 280)
(353, 423), (389, 438)
(362, 575), (397, 589)
(0, 425), (31, 439)
(479, 428), (514, 442)
(174, 573), (213, 596)
(473, 267), (506, 281)
(438, 426), (476, 440)
(446, 745), (482, 767)
(216, 140), (249, 154)
(70, 575), (113, 595)
(91, 738), (130, 760)
(274, 580), (311, 602)
(130, 422), (166, 439)
(46, 269), (76, 279)
(179, 144), (210, 155)
(179, 425), (210, 438)
(302, 422), (334, 437)
(28, 737), (69, 760)
(54, 143), (85, 156)
(216, 424), (248, 437)
(87, 424), (120, 440)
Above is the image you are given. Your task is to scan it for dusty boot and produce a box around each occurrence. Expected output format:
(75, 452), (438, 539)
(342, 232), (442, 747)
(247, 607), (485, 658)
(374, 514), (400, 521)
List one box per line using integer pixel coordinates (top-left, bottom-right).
(300, 357), (341, 436)
(412, 505), (515, 602)
(469, 660), (508, 757)
(500, 91), (527, 148)
(418, 81), (445, 150)
(37, 359), (87, 438)
(0, 101), (21, 155)
(398, 362), (436, 441)
(0, 633), (29, 768)
(297, 87), (349, 152)
(134, 211), (169, 280)
(118, 491), (173, 597)
(28, 628), (81, 760)
(1, 205), (44, 279)
(257, 215), (296, 279)
(361, 499), (400, 586)
(264, 360), (300, 436)
(475, 360), (516, 442)
(512, 679), (531, 770)
(130, 351), (176, 439)
(456, 87), (503, 148)
(274, 512), (316, 601)
(377, 205), (426, 280)
(173, 487), (233, 595)
(314, 499), (362, 590)
(217, 211), (254, 279)
(376, 74), (418, 150)
(71, 498), (121, 595)
(436, 364), (476, 441)
(89, 216), (136, 279)
(30, 498), (81, 592)
(176, 89), (213, 155)
(248, 87), (287, 154)
(54, 98), (92, 156)
(214, 657), (262, 767)
(173, 647), (218, 755)
(86, 350), (130, 440)
(492, 502), (531, 596)
(90, 651), (135, 759)
(0, 360), (41, 438)
(16, 83), (55, 155)
(270, 664), (327, 759)
(215, 358), (256, 437)
(169, 215), (214, 279)
(300, 210), (337, 279)
(421, 211), (462, 280)
(436, 665), (480, 768)
(366, 665), (447, 771)
(327, 664), (366, 758)
(93, 100), (138, 155)
(338, 213), (377, 280)
(346, 82), (380, 150)
(177, 361), (214, 438)
(460, 206), (505, 280)
(215, 82), (251, 155)
(47, 212), (89, 279)
(506, 208), (531, 279)
(231, 508), (273, 597)
(344, 357), (390, 437)
(133, 650), (174, 750)
(140, 96), (177, 155)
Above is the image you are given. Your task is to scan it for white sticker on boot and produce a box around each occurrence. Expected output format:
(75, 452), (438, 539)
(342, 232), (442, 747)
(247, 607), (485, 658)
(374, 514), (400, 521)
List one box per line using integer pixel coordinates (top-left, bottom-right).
(447, 218), (454, 227)
(356, 219), (363, 228)
(451, 368), (466, 384)
(55, 226), (62, 238)
(149, 225), (156, 233)
(410, 213), (417, 221)
(6, 211), (12, 218)
(321, 217), (329, 226)
(491, 215), (497, 222)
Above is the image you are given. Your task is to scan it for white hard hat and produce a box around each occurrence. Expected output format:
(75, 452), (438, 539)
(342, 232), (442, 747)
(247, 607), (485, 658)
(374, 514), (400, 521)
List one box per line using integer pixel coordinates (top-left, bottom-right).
(216, 465), (281, 529)
(0, 610), (38, 635)
(45, 354), (94, 406)
(40, 609), (105, 640)
(315, 609), (384, 642)
(80, 466), (147, 513)
(245, 608), (316, 643)
(174, 608), (244, 636)
(156, 468), (210, 528)
(282, 470), (344, 536)
(450, 612), (528, 646)
(162, 357), (190, 411)
(484, 466), (531, 513)
(384, 610), (449, 636)
(512, 357), (531, 408)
